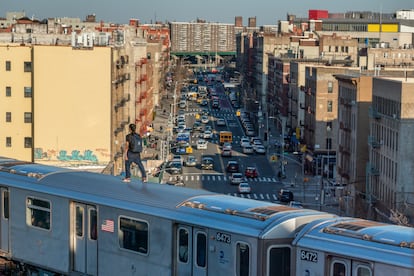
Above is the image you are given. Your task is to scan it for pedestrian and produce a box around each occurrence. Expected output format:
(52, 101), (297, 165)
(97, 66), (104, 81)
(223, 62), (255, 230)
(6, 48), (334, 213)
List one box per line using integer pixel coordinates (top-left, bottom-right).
(123, 123), (147, 183)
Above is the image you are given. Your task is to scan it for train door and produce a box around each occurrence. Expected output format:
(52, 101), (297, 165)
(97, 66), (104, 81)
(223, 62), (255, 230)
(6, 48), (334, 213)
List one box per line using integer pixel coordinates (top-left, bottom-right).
(175, 225), (208, 276)
(71, 202), (98, 275)
(0, 187), (9, 252)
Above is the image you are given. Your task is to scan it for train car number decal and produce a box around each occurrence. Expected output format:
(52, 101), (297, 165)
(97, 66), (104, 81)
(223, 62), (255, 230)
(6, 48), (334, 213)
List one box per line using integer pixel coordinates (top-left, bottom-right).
(216, 232), (231, 244)
(300, 250), (318, 263)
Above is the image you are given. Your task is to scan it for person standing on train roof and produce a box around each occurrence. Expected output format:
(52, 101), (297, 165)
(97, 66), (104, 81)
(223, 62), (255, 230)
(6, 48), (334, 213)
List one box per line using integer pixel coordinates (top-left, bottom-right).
(123, 123), (147, 183)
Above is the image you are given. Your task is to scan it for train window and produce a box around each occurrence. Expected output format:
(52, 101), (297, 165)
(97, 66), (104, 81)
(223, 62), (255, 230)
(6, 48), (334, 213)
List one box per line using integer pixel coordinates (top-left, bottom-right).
(196, 232), (207, 268)
(236, 242), (250, 276)
(119, 217), (148, 254)
(356, 265), (371, 276)
(89, 208), (97, 240)
(26, 196), (51, 230)
(76, 206), (84, 237)
(3, 190), (9, 219)
(332, 261), (346, 276)
(268, 247), (290, 276)
(178, 228), (189, 263)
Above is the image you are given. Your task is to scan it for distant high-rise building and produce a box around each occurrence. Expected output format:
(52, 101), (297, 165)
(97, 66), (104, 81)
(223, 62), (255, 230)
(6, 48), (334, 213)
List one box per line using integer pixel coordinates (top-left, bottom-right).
(235, 16), (243, 27)
(248, 17), (256, 28)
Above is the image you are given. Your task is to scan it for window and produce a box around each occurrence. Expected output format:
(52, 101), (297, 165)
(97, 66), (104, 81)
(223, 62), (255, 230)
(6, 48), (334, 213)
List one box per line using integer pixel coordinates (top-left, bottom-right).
(24, 87), (32, 98)
(327, 100), (333, 112)
(178, 228), (189, 263)
(24, 112), (32, 123)
(196, 232), (207, 268)
(26, 196), (51, 230)
(89, 208), (97, 240)
(119, 217), (148, 254)
(332, 261), (346, 276)
(326, 138), (332, 150)
(6, 86), (11, 97)
(76, 205), (84, 237)
(356, 265), (372, 276)
(328, 81), (333, 93)
(6, 137), (11, 147)
(5, 61), (11, 71)
(269, 247), (291, 276)
(3, 190), (9, 219)
(24, 137), (32, 148)
(6, 112), (11, 122)
(24, 62), (32, 72)
(237, 242), (250, 276)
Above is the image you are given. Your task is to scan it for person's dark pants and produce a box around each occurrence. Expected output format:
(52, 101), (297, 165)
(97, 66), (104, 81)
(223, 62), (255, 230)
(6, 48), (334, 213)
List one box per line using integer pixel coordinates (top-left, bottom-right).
(125, 152), (146, 179)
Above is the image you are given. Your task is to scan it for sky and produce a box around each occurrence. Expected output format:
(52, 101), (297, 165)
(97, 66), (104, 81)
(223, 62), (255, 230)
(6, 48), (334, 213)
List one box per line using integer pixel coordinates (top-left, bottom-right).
(2, 0), (413, 25)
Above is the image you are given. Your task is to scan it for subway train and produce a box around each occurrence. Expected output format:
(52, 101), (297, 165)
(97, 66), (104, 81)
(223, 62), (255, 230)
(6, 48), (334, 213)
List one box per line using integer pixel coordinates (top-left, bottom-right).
(0, 157), (412, 276)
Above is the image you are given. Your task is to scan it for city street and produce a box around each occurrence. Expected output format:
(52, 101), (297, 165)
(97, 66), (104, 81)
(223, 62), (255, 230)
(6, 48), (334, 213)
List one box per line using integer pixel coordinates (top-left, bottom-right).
(147, 74), (333, 210)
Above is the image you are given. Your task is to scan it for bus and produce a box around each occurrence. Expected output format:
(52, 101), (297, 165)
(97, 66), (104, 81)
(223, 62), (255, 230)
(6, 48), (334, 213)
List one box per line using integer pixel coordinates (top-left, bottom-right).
(219, 131), (232, 145)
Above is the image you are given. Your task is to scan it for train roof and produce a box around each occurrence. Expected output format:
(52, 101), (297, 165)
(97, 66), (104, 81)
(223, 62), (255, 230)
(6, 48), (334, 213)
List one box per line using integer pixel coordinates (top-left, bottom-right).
(0, 158), (335, 238)
(292, 217), (414, 269)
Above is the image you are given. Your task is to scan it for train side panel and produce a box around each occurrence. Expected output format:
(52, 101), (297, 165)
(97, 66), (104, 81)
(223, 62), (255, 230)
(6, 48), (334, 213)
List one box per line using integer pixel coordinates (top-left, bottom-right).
(97, 204), (174, 276)
(10, 187), (70, 274)
(205, 228), (258, 276)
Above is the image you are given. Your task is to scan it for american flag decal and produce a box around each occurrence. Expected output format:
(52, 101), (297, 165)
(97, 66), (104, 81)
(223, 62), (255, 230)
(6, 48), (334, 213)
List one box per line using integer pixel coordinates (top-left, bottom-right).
(101, 219), (114, 233)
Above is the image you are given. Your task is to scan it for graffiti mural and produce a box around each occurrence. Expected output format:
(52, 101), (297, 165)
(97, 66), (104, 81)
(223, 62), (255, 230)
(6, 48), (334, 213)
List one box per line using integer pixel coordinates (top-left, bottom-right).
(35, 148), (102, 164)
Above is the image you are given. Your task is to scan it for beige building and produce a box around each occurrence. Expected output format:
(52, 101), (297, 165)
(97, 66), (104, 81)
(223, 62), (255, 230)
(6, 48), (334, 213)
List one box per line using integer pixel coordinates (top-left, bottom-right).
(303, 66), (360, 176)
(368, 77), (414, 222)
(33, 45), (112, 167)
(0, 28), (157, 175)
(0, 45), (33, 161)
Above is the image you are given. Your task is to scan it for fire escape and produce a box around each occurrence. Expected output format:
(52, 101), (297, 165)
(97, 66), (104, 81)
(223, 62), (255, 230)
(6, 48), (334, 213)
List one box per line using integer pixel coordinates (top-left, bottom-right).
(135, 58), (154, 135)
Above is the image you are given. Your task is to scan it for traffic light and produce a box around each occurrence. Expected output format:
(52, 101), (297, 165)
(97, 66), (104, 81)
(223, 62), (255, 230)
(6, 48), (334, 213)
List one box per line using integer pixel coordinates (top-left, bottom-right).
(264, 132), (268, 141)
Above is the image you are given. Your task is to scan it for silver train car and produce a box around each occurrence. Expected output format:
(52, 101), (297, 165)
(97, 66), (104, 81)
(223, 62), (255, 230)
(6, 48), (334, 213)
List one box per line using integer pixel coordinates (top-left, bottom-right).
(0, 157), (412, 276)
(293, 217), (414, 276)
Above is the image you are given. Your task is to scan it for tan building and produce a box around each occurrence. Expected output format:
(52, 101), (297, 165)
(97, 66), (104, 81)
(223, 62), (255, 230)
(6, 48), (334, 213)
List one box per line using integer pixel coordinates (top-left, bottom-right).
(303, 66), (360, 176)
(0, 45), (33, 161)
(368, 77), (414, 222)
(0, 32), (155, 175)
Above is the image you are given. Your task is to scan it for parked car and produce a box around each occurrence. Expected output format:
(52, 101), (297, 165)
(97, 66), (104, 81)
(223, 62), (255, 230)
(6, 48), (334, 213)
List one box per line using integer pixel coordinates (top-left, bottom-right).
(245, 128), (255, 136)
(201, 156), (214, 170)
(216, 118), (226, 126)
(202, 130), (213, 139)
(242, 145), (254, 154)
(238, 182), (251, 194)
(240, 137), (250, 147)
(244, 167), (258, 178)
(226, 161), (239, 173)
(201, 115), (209, 124)
(230, 173), (245, 185)
(278, 189), (294, 203)
(192, 121), (203, 131)
(196, 139), (208, 150)
(222, 142), (232, 150)
(221, 148), (232, 157)
(254, 145), (266, 154)
(184, 155), (197, 167)
(166, 161), (183, 175)
(172, 155), (183, 165)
